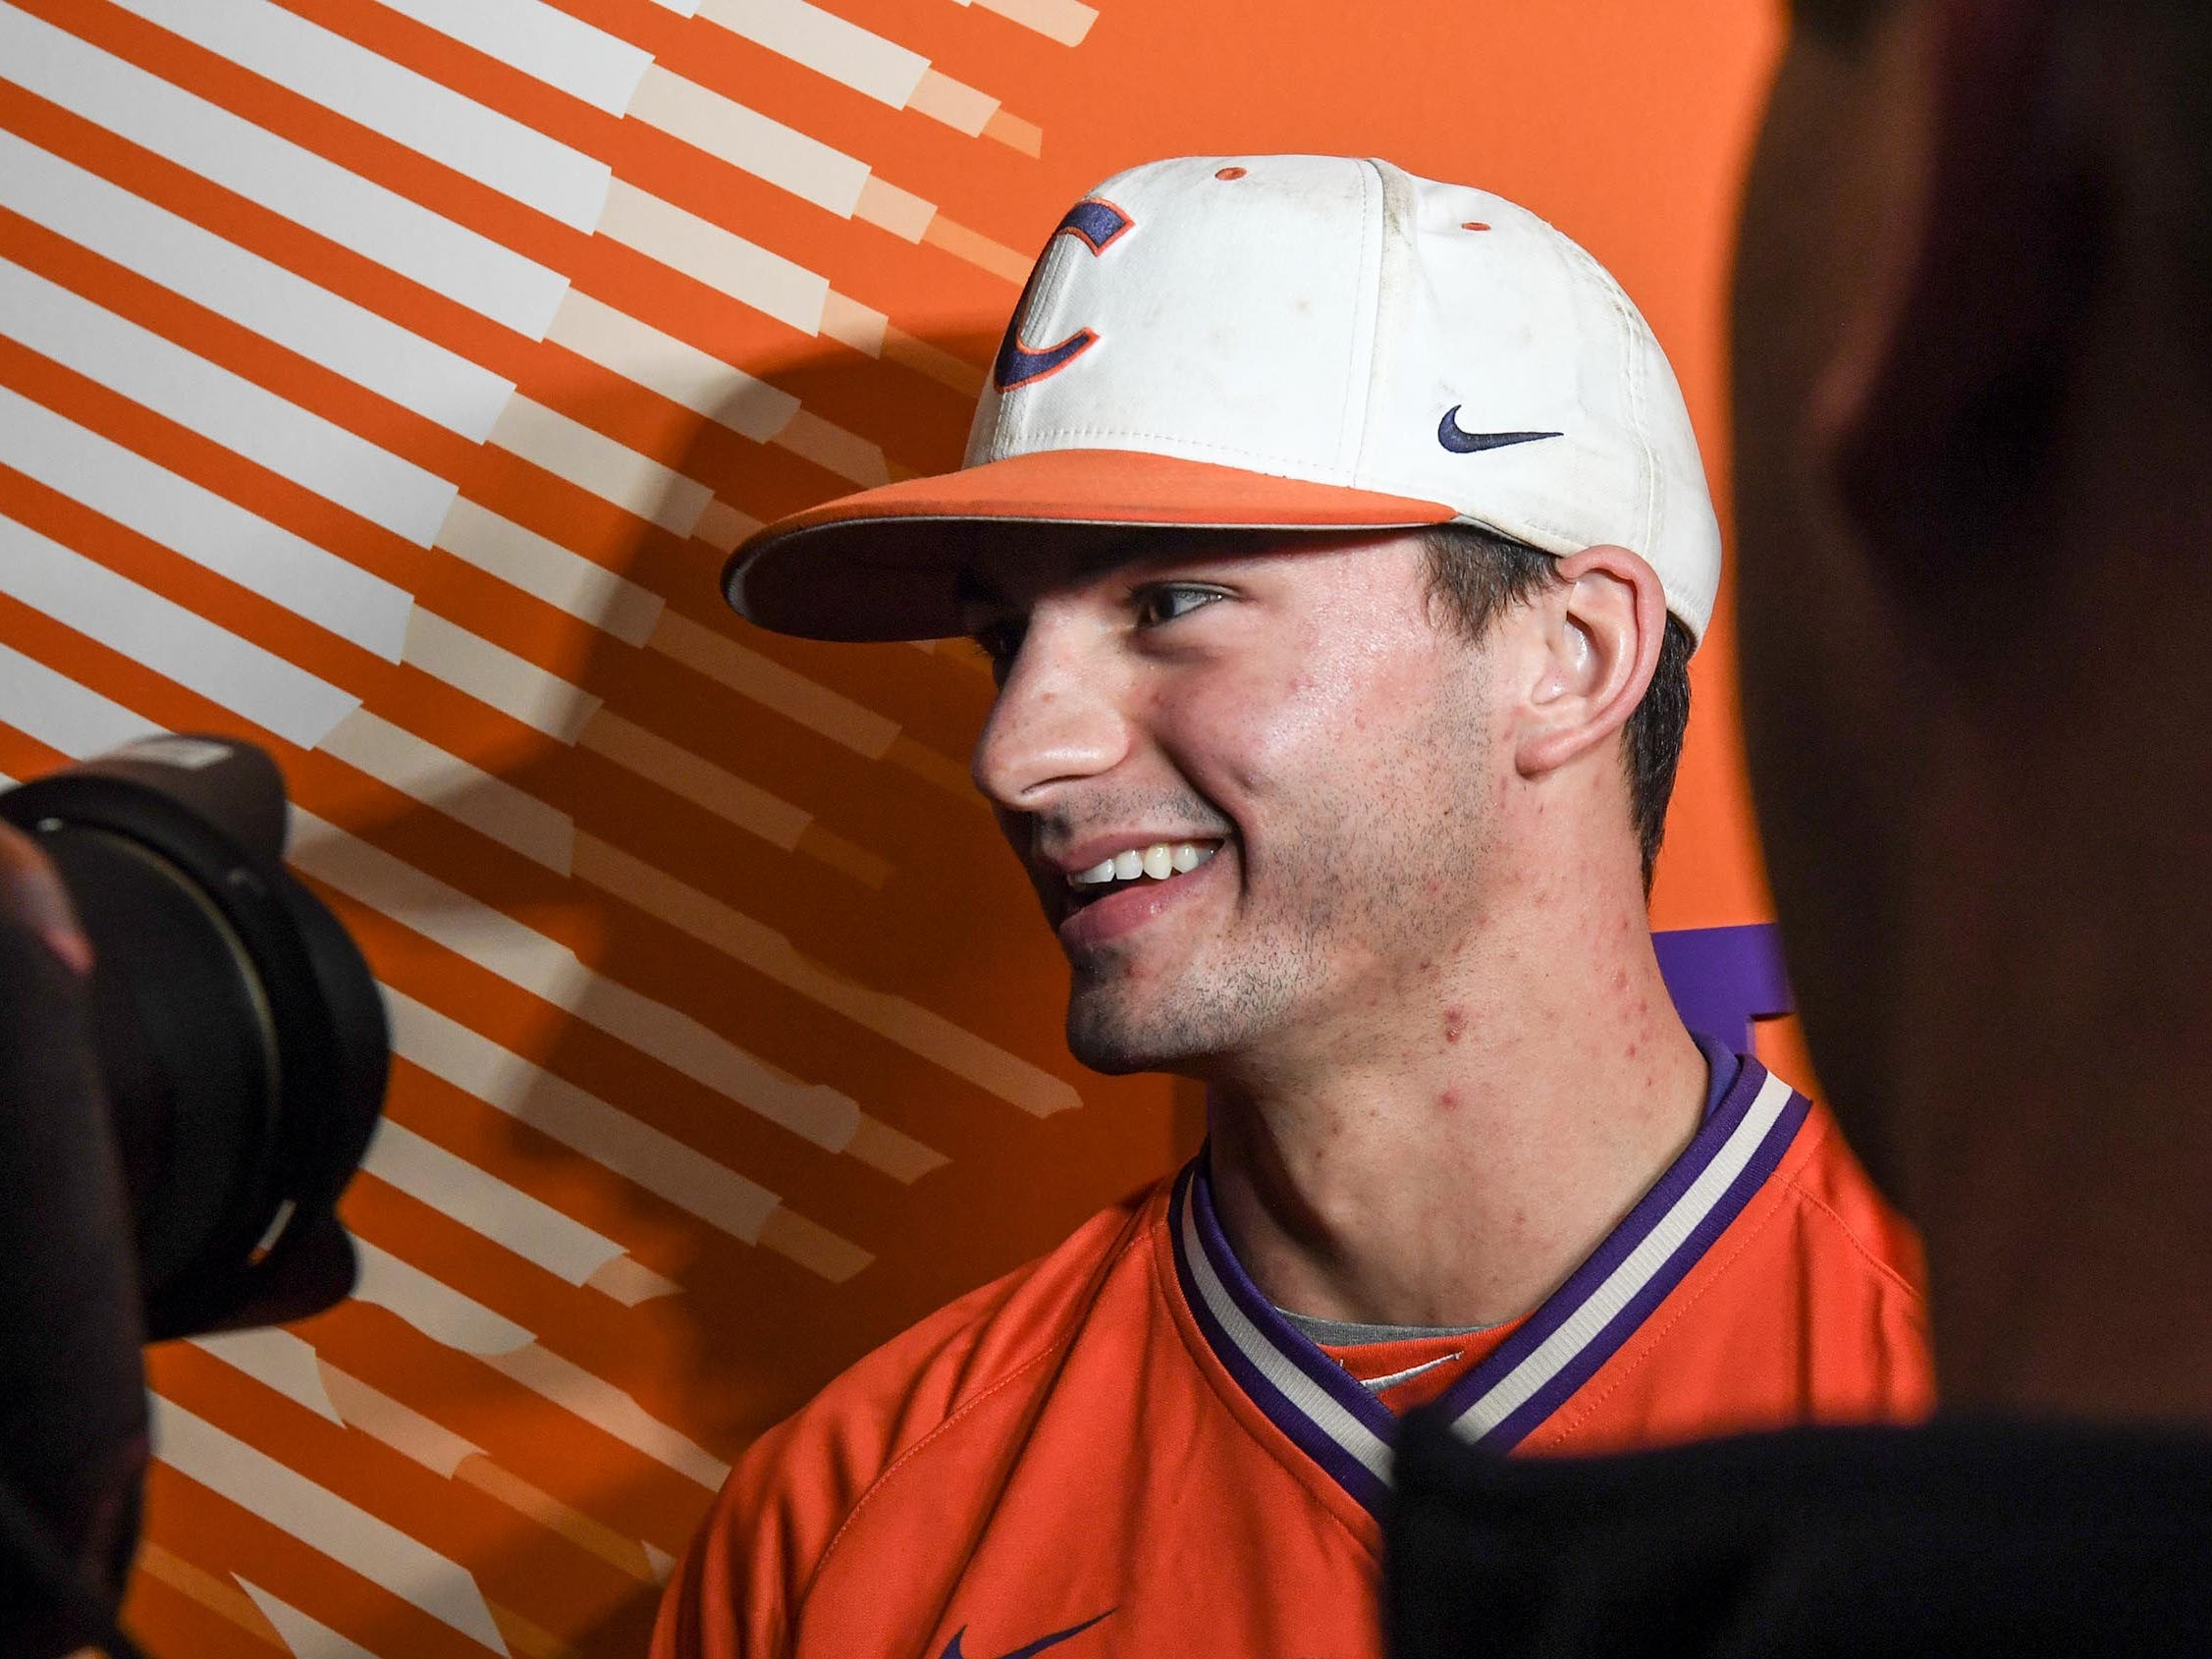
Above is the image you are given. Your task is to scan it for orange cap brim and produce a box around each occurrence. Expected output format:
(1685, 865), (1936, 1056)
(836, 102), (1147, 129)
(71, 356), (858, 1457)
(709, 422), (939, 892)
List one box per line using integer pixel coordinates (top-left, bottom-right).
(726, 448), (1458, 641)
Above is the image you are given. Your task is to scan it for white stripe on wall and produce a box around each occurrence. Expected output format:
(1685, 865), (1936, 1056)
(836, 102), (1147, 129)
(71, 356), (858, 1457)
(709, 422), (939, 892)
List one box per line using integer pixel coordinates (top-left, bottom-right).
(544, 289), (800, 443)
(574, 834), (1079, 1118)
(0, 641), (160, 759)
(0, 5), (569, 339)
(351, 1241), (731, 1486)
(150, 1396), (512, 1654)
(0, 130), (515, 442)
(0, 665), (887, 1241)
(360, 0), (653, 117)
(576, 711), (815, 851)
(485, 395), (714, 537)
(697, 0), (929, 108)
(646, 611), (902, 759)
(189, 1330), (349, 1426)
(0, 516), (361, 748)
(431, 498), (666, 646)
(955, 0), (1098, 47)
(317, 707), (578, 872)
(0, 387), (415, 660)
(286, 808), (868, 1154)
(594, 181), (828, 337)
(380, 987), (785, 1246)
(626, 66), (871, 220)
(315, 1358), (487, 1480)
(360, 1119), (629, 1287)
(0, 525), (576, 867)
(398, 606), (601, 741)
(239, 1580), (388, 1659)
(109, 0), (615, 233)
(0, 257), (459, 546)
(351, 1238), (536, 1355)
(485, 1343), (730, 1488)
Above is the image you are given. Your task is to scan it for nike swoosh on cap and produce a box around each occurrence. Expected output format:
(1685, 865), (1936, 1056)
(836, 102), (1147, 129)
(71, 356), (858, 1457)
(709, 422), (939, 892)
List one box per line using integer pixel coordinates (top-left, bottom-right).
(939, 1609), (1114, 1659)
(1436, 405), (1562, 455)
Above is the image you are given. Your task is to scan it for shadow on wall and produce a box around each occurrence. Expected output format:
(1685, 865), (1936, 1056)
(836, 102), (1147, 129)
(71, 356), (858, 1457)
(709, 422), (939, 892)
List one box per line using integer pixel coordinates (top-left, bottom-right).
(264, 323), (1199, 1655)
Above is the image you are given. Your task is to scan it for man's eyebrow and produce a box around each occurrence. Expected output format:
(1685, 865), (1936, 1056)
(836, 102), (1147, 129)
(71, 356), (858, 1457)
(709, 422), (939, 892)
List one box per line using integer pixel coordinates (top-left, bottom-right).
(955, 529), (1230, 613)
(1074, 526), (1230, 578)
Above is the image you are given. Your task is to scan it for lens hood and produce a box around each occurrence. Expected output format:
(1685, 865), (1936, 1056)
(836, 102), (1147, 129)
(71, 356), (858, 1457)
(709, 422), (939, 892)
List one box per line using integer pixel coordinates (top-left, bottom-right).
(0, 736), (387, 1339)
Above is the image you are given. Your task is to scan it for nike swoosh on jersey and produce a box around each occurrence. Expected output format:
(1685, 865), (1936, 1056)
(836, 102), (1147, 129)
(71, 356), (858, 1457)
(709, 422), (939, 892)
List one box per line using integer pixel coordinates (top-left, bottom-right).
(1359, 1352), (1464, 1395)
(939, 1608), (1113, 1659)
(1436, 405), (1562, 454)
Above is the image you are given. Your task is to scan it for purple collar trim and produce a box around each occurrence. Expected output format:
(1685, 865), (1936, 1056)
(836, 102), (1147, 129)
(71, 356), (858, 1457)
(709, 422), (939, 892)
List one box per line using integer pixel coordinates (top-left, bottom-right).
(1168, 1052), (1809, 1518)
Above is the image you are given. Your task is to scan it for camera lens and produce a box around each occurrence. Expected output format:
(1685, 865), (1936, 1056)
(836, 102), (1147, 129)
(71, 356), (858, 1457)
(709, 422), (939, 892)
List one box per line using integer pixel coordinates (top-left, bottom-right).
(0, 736), (388, 1339)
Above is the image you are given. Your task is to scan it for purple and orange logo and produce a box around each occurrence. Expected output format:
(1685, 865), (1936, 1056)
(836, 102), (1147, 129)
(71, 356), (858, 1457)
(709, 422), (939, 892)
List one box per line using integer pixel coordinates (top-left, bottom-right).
(992, 198), (1133, 393)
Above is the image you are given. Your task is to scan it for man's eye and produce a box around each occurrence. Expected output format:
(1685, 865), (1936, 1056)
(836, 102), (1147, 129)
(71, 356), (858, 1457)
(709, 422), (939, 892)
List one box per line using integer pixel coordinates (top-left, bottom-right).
(968, 621), (1024, 679)
(1135, 585), (1224, 627)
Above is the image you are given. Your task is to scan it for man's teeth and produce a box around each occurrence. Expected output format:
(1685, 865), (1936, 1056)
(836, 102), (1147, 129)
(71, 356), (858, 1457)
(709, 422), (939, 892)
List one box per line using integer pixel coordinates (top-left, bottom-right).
(1068, 841), (1218, 887)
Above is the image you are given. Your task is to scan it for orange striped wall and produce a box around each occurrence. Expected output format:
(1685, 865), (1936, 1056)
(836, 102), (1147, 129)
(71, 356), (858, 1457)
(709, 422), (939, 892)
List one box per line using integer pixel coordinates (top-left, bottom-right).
(0, 1), (1782, 1651)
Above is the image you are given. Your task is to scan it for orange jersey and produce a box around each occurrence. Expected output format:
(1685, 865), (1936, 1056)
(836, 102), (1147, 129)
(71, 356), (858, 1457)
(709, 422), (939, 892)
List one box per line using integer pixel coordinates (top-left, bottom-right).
(655, 1053), (1931, 1659)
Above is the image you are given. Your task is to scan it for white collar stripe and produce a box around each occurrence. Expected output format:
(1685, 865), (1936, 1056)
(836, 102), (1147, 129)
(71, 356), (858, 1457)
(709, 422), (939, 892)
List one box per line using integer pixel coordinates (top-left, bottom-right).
(1174, 1178), (1397, 1498)
(1446, 1069), (1805, 1446)
(1167, 1056), (1810, 1513)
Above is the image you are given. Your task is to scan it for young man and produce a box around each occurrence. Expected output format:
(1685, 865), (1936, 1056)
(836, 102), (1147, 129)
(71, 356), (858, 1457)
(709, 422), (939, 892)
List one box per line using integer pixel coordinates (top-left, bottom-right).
(1386, 3), (2212, 1652)
(656, 154), (1929, 1659)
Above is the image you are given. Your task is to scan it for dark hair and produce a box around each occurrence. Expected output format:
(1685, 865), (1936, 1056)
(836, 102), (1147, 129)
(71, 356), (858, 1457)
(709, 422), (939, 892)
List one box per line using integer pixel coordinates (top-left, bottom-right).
(1418, 522), (1695, 890)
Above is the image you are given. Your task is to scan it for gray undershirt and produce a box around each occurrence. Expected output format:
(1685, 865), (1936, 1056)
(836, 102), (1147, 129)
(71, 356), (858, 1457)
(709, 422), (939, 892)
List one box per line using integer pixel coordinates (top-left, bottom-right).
(1278, 1311), (1499, 1345)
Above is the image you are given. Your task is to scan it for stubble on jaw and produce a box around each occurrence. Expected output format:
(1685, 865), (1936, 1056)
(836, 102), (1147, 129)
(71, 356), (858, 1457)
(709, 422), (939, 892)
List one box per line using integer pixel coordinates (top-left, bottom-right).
(1061, 675), (1497, 1080)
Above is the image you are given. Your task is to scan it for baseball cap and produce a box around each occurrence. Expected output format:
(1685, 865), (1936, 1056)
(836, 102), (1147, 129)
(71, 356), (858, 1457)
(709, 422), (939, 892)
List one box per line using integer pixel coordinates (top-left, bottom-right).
(727, 154), (1723, 643)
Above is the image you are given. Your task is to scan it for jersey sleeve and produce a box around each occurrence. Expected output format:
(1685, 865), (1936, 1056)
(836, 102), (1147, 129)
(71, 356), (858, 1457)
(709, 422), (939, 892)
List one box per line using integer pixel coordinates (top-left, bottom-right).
(650, 1195), (1156, 1659)
(651, 1411), (814, 1659)
(1786, 1124), (1936, 1424)
(650, 1282), (1010, 1659)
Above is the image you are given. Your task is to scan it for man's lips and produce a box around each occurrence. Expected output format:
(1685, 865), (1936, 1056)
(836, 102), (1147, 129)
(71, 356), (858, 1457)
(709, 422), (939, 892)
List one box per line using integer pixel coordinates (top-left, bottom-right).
(1054, 844), (1226, 952)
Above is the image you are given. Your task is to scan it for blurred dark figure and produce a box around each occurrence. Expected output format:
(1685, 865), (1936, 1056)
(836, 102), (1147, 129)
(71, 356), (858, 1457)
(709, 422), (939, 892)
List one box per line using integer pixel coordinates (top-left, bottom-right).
(1387, 0), (2212, 1648)
(0, 741), (386, 1657)
(0, 825), (146, 1658)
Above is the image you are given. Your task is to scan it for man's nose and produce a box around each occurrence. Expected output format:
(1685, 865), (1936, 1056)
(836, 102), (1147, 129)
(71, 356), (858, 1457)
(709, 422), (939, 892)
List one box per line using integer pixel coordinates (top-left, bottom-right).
(970, 621), (1130, 812)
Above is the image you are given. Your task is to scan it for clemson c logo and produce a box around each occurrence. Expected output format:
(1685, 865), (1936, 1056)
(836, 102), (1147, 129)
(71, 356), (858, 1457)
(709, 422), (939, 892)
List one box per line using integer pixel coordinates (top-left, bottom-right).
(992, 198), (1133, 393)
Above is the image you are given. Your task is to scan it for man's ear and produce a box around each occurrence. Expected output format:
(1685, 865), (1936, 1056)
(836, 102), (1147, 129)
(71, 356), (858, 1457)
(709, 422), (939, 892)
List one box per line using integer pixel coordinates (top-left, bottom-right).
(1513, 546), (1666, 780)
(1822, 0), (2104, 578)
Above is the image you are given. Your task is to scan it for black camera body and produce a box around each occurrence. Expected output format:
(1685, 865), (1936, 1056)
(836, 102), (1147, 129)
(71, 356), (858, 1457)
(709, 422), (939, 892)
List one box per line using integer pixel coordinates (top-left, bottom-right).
(0, 736), (388, 1337)
(0, 736), (390, 1656)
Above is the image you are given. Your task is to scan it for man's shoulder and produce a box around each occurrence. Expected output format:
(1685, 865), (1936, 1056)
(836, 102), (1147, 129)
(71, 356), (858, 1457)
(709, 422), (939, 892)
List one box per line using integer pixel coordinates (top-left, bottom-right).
(1770, 1089), (1926, 1307)
(1523, 1065), (1933, 1456)
(1706, 1079), (1934, 1420)
(784, 1175), (1169, 1467)
(651, 1174), (1178, 1658)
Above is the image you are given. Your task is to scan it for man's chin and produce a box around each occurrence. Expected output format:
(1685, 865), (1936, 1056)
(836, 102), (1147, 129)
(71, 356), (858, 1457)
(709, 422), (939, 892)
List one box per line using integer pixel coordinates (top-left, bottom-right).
(1064, 993), (1219, 1078)
(1063, 1011), (1169, 1076)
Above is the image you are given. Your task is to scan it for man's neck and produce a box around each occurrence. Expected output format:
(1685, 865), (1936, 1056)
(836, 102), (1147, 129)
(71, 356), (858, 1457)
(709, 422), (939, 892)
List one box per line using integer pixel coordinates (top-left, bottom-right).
(1198, 915), (1708, 1330)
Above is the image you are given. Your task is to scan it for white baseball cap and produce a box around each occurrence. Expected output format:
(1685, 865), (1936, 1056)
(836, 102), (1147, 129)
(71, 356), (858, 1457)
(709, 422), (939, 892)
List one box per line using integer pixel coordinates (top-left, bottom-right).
(727, 154), (1723, 642)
